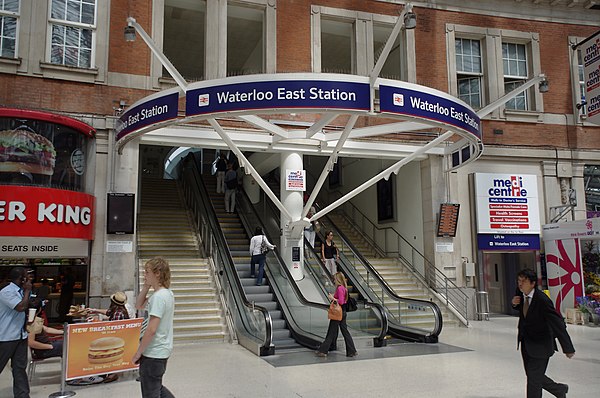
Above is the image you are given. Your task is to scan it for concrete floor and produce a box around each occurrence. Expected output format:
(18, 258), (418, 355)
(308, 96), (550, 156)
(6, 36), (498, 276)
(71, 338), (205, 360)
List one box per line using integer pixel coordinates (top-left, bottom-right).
(2, 316), (599, 397)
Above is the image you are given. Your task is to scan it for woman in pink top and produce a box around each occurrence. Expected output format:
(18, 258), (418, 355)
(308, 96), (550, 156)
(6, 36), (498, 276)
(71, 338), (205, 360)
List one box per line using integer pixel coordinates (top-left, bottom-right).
(315, 272), (357, 357)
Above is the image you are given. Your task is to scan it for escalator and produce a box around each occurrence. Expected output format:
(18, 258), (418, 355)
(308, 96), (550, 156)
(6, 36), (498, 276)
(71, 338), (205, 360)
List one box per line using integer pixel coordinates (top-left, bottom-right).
(253, 193), (443, 343)
(180, 155), (387, 355)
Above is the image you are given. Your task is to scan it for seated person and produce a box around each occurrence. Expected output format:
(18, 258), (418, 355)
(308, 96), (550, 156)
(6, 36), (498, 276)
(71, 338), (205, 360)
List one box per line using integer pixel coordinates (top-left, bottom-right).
(27, 298), (64, 359)
(88, 291), (130, 321)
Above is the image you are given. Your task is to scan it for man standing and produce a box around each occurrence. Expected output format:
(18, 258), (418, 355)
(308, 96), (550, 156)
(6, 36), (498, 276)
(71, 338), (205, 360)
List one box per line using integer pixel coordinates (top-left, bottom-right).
(224, 162), (238, 213)
(512, 269), (575, 398)
(132, 257), (175, 398)
(0, 267), (32, 398)
(215, 153), (227, 193)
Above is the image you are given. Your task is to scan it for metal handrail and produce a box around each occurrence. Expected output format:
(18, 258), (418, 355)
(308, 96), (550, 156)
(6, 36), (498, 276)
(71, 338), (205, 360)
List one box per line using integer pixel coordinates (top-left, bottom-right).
(331, 196), (469, 325)
(253, 190), (389, 346)
(180, 155), (274, 355)
(313, 217), (442, 342)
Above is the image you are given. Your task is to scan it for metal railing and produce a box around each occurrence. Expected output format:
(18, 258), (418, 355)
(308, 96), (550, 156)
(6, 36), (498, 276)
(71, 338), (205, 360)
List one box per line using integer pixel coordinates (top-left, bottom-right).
(180, 155), (274, 356)
(335, 199), (469, 325)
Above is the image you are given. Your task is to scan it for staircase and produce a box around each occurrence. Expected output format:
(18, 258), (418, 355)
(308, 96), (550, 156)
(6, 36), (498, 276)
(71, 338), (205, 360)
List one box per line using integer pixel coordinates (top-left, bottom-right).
(327, 212), (459, 327)
(138, 177), (228, 343)
(203, 174), (303, 351)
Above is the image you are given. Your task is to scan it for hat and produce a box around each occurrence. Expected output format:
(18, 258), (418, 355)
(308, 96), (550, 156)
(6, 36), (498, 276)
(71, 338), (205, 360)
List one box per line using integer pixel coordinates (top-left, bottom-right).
(110, 292), (127, 306)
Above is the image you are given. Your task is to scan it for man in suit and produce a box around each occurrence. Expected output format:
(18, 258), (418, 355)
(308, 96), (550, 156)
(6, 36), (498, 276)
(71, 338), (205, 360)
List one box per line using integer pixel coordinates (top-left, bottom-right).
(511, 269), (575, 398)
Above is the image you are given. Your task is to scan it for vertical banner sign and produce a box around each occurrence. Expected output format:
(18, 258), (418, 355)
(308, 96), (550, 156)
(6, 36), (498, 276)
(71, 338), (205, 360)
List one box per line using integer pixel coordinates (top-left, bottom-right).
(544, 238), (585, 315)
(66, 318), (143, 380)
(286, 170), (305, 191)
(582, 32), (600, 125)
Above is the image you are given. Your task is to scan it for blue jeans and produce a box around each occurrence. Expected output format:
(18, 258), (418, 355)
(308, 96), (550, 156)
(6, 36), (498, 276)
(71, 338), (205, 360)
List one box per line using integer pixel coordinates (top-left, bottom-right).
(0, 338), (30, 398)
(251, 254), (267, 285)
(139, 356), (175, 398)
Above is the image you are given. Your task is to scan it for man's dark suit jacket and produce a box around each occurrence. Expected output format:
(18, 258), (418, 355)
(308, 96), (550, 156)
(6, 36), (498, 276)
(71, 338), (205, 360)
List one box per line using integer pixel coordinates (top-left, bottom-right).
(516, 288), (575, 358)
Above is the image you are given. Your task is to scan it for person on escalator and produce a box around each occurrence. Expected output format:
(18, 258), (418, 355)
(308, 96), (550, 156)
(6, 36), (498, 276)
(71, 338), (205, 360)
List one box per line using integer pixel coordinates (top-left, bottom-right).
(321, 230), (339, 283)
(215, 153), (227, 193)
(224, 162), (238, 213)
(315, 272), (357, 358)
(249, 227), (276, 286)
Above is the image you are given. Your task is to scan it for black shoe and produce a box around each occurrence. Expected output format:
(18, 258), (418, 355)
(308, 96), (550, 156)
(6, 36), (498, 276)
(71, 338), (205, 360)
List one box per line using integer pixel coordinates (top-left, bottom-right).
(346, 352), (358, 357)
(315, 351), (327, 357)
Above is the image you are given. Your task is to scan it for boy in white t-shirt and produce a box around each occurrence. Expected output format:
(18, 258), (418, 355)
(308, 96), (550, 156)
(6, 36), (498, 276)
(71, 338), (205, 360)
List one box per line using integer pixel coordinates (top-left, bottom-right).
(132, 257), (175, 398)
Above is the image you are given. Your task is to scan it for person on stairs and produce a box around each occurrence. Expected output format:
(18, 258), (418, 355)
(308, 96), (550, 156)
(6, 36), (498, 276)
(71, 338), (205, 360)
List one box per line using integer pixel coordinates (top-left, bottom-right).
(224, 162), (238, 213)
(321, 231), (339, 284)
(316, 272), (357, 358)
(215, 153), (227, 194)
(249, 227), (276, 286)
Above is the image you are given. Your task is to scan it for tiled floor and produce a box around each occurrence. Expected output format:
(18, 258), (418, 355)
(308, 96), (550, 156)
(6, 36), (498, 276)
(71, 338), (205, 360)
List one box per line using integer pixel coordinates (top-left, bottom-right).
(2, 316), (599, 397)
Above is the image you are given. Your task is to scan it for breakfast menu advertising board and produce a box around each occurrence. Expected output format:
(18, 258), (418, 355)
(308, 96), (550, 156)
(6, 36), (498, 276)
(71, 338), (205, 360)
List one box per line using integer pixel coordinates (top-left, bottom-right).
(474, 173), (540, 234)
(65, 318), (143, 380)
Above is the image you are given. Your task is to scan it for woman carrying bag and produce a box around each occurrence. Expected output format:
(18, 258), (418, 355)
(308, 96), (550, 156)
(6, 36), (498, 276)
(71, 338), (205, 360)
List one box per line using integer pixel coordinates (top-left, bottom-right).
(315, 272), (358, 358)
(249, 226), (276, 286)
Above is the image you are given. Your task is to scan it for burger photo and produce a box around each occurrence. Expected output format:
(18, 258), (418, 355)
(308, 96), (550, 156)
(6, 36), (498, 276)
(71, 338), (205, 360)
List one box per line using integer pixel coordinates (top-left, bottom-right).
(0, 128), (56, 175)
(87, 337), (126, 364)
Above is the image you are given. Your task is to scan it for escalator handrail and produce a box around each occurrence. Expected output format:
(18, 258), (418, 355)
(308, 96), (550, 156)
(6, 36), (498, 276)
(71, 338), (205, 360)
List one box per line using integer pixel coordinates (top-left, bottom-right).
(247, 190), (389, 343)
(318, 212), (443, 338)
(181, 156), (273, 352)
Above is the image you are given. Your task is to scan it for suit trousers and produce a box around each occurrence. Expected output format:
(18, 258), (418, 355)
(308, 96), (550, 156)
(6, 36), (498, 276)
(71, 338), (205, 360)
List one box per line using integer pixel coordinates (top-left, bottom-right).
(521, 344), (566, 398)
(0, 338), (30, 398)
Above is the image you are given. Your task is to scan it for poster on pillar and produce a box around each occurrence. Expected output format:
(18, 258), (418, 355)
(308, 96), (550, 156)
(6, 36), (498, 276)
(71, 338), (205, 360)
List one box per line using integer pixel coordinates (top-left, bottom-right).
(544, 238), (585, 315)
(286, 170), (305, 191)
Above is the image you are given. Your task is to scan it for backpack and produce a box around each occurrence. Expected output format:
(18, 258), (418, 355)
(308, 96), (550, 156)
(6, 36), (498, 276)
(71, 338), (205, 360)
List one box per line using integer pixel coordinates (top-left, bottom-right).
(226, 178), (237, 189)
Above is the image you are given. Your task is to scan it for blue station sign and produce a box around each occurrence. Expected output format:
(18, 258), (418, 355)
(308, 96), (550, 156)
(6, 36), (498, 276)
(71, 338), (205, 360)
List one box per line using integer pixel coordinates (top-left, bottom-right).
(116, 91), (179, 141)
(477, 233), (540, 251)
(379, 80), (481, 139)
(186, 75), (371, 117)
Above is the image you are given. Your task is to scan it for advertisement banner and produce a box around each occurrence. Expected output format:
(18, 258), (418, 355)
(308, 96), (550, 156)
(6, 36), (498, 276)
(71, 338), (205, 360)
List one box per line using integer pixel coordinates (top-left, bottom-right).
(286, 170), (305, 191)
(0, 186), (95, 240)
(474, 173), (540, 234)
(544, 238), (585, 315)
(186, 74), (371, 117)
(66, 318), (143, 380)
(581, 31), (600, 125)
(115, 91), (179, 141)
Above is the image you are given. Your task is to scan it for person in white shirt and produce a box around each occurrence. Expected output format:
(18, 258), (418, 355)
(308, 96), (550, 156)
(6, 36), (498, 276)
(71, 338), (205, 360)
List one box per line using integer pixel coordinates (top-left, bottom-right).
(249, 227), (276, 286)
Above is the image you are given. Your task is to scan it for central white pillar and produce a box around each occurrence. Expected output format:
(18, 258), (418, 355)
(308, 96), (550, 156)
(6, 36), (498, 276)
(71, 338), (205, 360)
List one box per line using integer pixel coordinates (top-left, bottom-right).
(280, 152), (304, 281)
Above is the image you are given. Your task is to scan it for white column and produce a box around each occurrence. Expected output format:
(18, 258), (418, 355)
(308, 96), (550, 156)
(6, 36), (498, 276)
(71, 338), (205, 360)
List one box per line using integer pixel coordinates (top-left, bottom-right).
(280, 152), (304, 281)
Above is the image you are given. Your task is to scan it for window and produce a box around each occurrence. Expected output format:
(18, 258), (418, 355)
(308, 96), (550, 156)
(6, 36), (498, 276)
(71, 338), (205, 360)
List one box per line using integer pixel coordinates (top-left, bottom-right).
(49, 0), (96, 68)
(227, 3), (264, 76)
(577, 49), (587, 115)
(455, 38), (482, 108)
(502, 43), (528, 110)
(163, 0), (206, 81)
(159, 0), (274, 84)
(312, 6), (416, 81)
(321, 17), (355, 74)
(0, 0), (18, 58)
(447, 24), (542, 121)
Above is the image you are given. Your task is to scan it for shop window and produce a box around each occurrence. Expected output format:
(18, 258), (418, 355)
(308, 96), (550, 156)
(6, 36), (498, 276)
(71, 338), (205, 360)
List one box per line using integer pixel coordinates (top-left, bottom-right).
(48, 0), (96, 68)
(312, 6), (415, 80)
(227, 2), (264, 76)
(0, 116), (89, 191)
(0, 0), (18, 58)
(455, 38), (483, 109)
(163, 0), (206, 81)
(447, 24), (542, 121)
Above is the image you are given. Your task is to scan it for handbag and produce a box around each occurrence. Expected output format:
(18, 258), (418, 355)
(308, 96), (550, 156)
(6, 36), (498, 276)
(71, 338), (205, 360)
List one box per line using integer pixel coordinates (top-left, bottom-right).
(260, 236), (269, 255)
(346, 296), (358, 312)
(328, 300), (343, 321)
